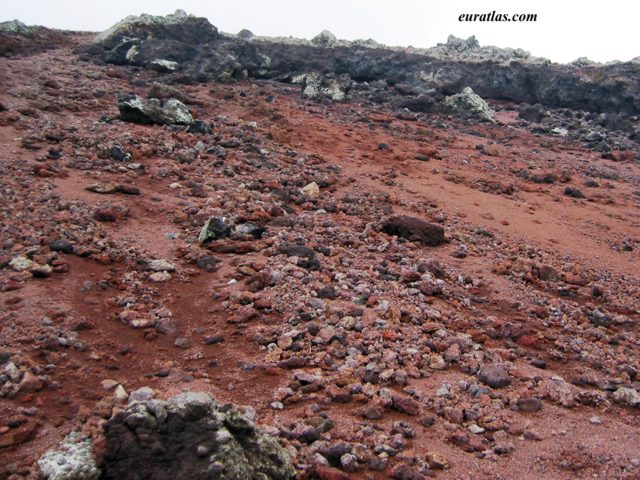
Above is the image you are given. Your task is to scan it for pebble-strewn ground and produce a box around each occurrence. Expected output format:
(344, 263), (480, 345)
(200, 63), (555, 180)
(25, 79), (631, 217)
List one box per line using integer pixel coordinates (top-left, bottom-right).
(1, 34), (640, 480)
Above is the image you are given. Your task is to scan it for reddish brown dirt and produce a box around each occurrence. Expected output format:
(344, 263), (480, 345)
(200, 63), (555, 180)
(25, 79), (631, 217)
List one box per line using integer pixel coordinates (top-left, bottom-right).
(1, 36), (639, 480)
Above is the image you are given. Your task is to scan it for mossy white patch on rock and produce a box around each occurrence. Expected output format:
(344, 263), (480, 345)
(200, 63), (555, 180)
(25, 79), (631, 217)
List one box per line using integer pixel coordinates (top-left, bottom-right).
(117, 94), (193, 125)
(0, 20), (29, 33)
(443, 86), (494, 122)
(302, 72), (349, 101)
(148, 59), (178, 72)
(38, 433), (100, 480)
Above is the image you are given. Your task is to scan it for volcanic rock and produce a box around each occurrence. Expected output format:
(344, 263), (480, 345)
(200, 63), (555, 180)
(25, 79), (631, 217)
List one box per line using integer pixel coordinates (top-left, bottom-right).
(148, 59), (178, 73)
(477, 364), (512, 388)
(443, 87), (494, 122)
(517, 397), (543, 412)
(311, 30), (338, 48)
(237, 29), (254, 40)
(187, 120), (213, 134)
(94, 9), (218, 50)
(117, 94), (193, 125)
(613, 387), (640, 407)
(38, 433), (100, 480)
(301, 73), (349, 101)
(198, 217), (232, 243)
(564, 186), (586, 199)
(48, 239), (74, 254)
(101, 392), (294, 479)
(381, 216), (445, 246)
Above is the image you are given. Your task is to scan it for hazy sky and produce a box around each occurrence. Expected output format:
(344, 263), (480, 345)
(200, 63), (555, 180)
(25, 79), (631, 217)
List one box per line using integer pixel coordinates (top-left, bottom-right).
(1, 0), (638, 63)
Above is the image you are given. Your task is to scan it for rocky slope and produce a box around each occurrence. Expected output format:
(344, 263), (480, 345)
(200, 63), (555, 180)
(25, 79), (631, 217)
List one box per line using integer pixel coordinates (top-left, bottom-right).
(79, 11), (640, 117)
(0, 11), (639, 480)
(0, 21), (72, 57)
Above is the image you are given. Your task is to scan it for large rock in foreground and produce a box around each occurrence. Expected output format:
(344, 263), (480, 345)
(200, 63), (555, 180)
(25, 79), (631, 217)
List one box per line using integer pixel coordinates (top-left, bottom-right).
(101, 392), (295, 480)
(381, 216), (446, 246)
(117, 94), (194, 125)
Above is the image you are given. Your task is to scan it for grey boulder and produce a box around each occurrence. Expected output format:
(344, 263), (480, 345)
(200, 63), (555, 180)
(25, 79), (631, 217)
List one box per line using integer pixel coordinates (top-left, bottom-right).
(117, 94), (193, 125)
(443, 86), (494, 122)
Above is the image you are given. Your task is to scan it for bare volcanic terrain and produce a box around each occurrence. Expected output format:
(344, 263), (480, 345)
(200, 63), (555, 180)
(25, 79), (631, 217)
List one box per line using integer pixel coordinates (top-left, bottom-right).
(1, 11), (640, 480)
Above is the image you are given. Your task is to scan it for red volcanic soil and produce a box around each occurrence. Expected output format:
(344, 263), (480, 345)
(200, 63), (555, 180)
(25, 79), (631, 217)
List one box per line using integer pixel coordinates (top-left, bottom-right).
(1, 35), (640, 479)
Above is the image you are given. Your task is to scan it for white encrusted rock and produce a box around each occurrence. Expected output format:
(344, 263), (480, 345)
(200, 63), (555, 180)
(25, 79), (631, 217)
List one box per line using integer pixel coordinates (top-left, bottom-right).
(38, 433), (100, 480)
(311, 30), (337, 48)
(443, 87), (494, 122)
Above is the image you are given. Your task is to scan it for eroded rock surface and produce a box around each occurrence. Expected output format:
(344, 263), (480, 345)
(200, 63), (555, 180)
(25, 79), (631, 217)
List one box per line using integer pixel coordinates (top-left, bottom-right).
(38, 433), (100, 480)
(117, 94), (194, 125)
(101, 392), (294, 480)
(443, 87), (494, 122)
(80, 12), (640, 115)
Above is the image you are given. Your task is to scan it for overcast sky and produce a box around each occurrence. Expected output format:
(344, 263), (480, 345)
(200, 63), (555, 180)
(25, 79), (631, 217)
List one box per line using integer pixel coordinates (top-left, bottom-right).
(1, 0), (638, 63)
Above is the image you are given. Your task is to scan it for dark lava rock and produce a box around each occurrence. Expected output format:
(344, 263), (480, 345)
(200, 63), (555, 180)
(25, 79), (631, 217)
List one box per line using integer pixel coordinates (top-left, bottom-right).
(147, 82), (194, 105)
(234, 223), (266, 239)
(278, 356), (308, 369)
(517, 397), (543, 412)
(296, 427), (321, 445)
(198, 217), (232, 244)
(517, 103), (548, 123)
(48, 239), (74, 254)
(117, 94), (193, 125)
(392, 396), (421, 416)
(203, 334), (224, 345)
(278, 245), (315, 258)
(361, 405), (384, 420)
(115, 184), (140, 195)
(316, 287), (336, 299)
(109, 145), (129, 161)
(537, 265), (558, 282)
(195, 255), (220, 272)
(397, 94), (438, 113)
(278, 245), (321, 271)
(94, 208), (118, 222)
(323, 443), (352, 466)
(564, 187), (586, 199)
(381, 216), (445, 246)
(173, 337), (190, 349)
(587, 309), (612, 327)
(420, 415), (436, 427)
(0, 351), (12, 364)
(87, 13), (640, 116)
(477, 364), (511, 388)
(531, 358), (547, 369)
(94, 10), (218, 51)
(237, 29), (254, 40)
(101, 392), (294, 480)
(187, 120), (213, 135)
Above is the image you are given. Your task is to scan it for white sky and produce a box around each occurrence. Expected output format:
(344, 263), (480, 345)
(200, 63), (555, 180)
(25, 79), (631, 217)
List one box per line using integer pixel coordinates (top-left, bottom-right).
(1, 0), (638, 63)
